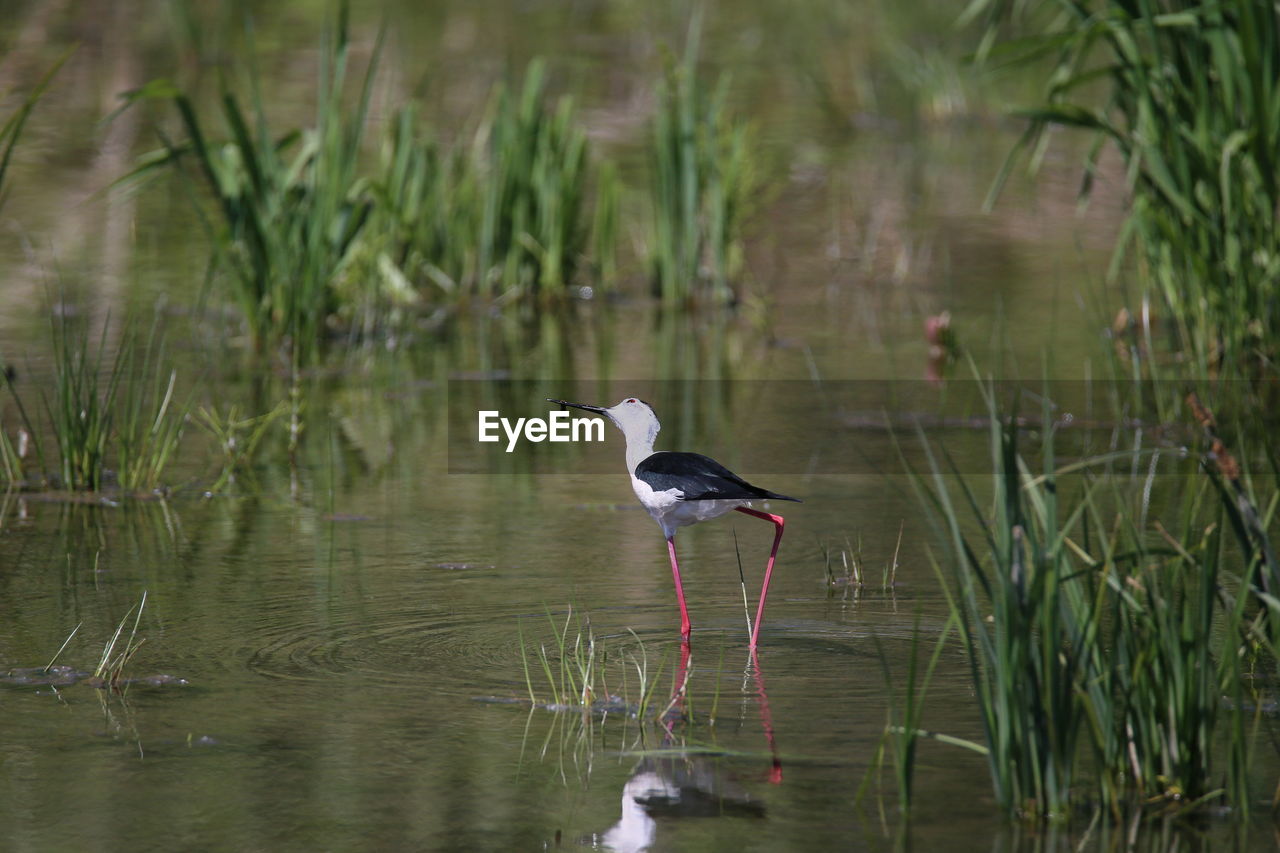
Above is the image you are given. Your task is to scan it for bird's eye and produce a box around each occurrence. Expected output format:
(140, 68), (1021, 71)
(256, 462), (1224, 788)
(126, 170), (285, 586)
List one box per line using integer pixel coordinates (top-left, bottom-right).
(627, 398), (637, 404)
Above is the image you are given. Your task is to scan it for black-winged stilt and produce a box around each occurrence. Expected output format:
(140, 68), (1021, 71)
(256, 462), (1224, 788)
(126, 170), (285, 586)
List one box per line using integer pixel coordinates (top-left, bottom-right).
(548, 397), (800, 649)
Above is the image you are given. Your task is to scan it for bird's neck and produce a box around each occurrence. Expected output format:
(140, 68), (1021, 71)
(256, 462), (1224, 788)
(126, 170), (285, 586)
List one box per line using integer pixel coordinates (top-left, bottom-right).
(624, 436), (656, 476)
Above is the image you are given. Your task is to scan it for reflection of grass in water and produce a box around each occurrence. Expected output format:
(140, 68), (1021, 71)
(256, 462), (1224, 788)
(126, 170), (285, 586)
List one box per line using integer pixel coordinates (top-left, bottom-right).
(905, 381), (1279, 821)
(195, 399), (291, 494)
(518, 609), (777, 792)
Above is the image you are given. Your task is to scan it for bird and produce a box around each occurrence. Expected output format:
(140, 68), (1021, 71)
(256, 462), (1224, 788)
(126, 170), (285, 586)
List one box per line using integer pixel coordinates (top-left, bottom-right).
(548, 397), (800, 649)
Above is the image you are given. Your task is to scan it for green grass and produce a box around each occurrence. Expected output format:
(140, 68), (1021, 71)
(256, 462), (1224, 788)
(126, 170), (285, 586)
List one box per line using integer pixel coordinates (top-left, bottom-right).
(519, 606), (674, 720)
(367, 105), (474, 305)
(522, 605), (605, 709)
(873, 615), (954, 817)
(981, 0), (1280, 377)
(1, 315), (190, 493)
(0, 53), (71, 485)
(909, 382), (1278, 820)
(92, 591), (149, 690)
(129, 8), (379, 365)
(370, 61), (612, 304)
(0, 49), (71, 216)
(136, 40), (613, 347)
(115, 321), (188, 492)
(648, 15), (759, 305)
(46, 314), (123, 492)
(474, 60), (592, 299)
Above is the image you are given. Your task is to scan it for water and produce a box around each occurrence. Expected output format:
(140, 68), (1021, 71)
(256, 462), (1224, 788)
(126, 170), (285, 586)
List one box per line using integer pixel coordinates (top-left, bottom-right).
(0, 3), (1272, 850)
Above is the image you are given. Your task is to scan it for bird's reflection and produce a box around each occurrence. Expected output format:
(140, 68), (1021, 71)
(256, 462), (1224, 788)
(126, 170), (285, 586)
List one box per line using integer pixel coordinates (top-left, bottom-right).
(592, 644), (781, 852)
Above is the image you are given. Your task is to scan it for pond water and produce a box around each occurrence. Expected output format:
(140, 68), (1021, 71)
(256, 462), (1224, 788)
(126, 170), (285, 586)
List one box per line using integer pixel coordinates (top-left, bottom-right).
(0, 2), (1270, 851)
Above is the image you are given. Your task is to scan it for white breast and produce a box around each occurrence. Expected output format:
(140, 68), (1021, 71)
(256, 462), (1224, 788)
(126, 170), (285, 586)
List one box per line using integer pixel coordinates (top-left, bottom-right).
(629, 475), (747, 538)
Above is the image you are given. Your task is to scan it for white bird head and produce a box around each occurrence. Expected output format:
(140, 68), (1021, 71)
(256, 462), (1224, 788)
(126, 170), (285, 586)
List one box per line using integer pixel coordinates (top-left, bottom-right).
(548, 397), (661, 466)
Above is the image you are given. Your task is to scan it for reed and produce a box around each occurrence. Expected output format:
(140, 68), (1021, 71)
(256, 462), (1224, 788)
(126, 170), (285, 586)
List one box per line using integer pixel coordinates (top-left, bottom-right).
(877, 615), (953, 816)
(371, 61), (606, 302)
(0, 54), (70, 486)
(911, 384), (1275, 819)
(475, 60), (590, 298)
(131, 8), (378, 364)
(0, 49), (71, 215)
(0, 368), (42, 487)
(369, 105), (475, 301)
(519, 607), (684, 722)
(526, 605), (602, 709)
(981, 0), (1280, 375)
(46, 314), (123, 491)
(1, 314), (189, 493)
(115, 322), (189, 492)
(93, 591), (149, 690)
(648, 17), (757, 304)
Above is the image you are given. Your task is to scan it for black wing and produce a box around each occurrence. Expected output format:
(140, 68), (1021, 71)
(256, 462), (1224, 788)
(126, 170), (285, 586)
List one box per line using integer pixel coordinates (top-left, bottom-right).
(634, 452), (801, 502)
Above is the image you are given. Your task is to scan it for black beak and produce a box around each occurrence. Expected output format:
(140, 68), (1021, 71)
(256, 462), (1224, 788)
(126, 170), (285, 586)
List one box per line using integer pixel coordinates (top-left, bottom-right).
(547, 398), (608, 415)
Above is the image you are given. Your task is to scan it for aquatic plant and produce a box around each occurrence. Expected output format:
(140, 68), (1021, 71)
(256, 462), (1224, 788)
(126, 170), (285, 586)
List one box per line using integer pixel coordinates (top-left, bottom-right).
(981, 0), (1280, 376)
(93, 591), (149, 690)
(131, 9), (378, 365)
(0, 369), (41, 487)
(46, 314), (123, 491)
(875, 616), (954, 817)
(0, 315), (189, 493)
(590, 160), (621, 293)
(648, 17), (758, 305)
(523, 605), (604, 709)
(0, 53), (72, 485)
(366, 105), (473, 305)
(370, 61), (611, 303)
(519, 606), (679, 721)
(0, 49), (71, 216)
(475, 60), (592, 298)
(194, 399), (291, 494)
(115, 323), (189, 492)
(911, 384), (1276, 819)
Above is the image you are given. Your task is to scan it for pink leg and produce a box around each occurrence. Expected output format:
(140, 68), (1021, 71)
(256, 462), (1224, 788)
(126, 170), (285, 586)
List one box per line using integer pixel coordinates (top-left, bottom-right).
(667, 536), (692, 639)
(734, 507), (786, 650)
